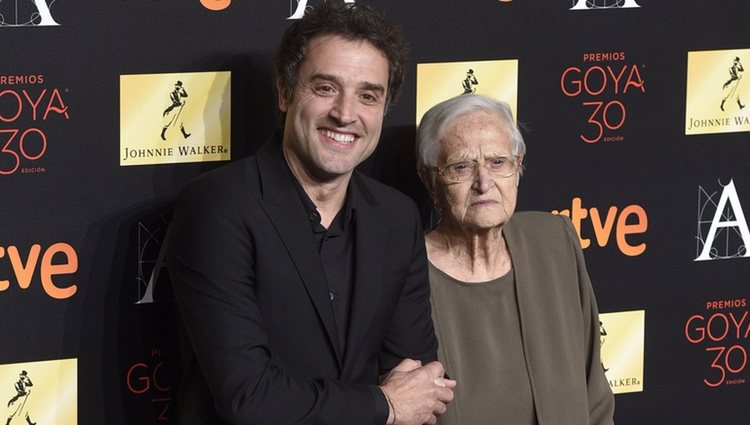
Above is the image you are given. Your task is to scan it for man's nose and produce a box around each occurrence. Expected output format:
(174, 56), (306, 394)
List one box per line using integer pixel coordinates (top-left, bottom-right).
(330, 94), (357, 126)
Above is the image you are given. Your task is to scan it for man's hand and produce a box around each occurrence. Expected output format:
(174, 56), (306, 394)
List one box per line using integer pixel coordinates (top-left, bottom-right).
(379, 359), (456, 425)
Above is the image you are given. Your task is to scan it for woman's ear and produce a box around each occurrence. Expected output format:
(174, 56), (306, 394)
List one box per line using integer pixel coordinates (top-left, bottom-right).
(418, 168), (440, 207)
(418, 168), (432, 193)
(417, 168), (429, 187)
(516, 155), (524, 187)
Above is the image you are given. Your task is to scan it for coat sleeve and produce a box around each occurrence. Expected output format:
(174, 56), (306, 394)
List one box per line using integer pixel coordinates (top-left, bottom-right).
(167, 174), (388, 425)
(561, 216), (616, 425)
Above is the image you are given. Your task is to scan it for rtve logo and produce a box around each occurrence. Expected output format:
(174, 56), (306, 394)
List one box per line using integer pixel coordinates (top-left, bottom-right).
(0, 242), (78, 299)
(0, 0), (60, 27)
(552, 197), (648, 256)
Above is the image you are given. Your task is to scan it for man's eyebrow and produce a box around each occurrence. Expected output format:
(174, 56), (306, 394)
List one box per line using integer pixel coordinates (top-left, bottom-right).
(359, 82), (386, 95)
(309, 72), (339, 83)
(308, 73), (385, 94)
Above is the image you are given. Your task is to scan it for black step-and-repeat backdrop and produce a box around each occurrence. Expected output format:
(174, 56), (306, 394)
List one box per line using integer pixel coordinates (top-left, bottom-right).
(2, 1), (749, 423)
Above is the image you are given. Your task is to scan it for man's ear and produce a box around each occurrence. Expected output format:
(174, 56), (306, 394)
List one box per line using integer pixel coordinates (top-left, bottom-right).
(277, 79), (289, 112)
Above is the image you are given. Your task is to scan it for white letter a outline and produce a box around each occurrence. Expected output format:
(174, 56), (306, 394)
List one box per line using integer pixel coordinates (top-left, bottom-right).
(32, 0), (60, 26)
(695, 179), (750, 261)
(288, 0), (356, 20)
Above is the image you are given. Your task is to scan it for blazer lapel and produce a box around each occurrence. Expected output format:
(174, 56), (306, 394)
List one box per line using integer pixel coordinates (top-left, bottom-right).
(254, 141), (343, 365)
(342, 173), (387, 370)
(502, 216), (546, 424)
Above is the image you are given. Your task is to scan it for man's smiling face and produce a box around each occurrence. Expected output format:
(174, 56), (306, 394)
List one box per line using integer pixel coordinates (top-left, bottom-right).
(278, 34), (389, 183)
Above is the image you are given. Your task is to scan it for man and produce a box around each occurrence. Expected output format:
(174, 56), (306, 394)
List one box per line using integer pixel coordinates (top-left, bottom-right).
(161, 80), (191, 141)
(720, 56), (745, 111)
(461, 69), (478, 94)
(6, 371), (36, 425)
(167, 3), (455, 424)
(7, 371), (32, 408)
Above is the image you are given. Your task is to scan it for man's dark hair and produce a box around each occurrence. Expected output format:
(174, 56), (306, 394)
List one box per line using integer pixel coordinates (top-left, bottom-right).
(276, 1), (407, 110)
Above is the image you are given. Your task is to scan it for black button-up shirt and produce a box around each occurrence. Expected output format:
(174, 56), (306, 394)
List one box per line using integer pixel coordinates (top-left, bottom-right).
(290, 173), (356, 355)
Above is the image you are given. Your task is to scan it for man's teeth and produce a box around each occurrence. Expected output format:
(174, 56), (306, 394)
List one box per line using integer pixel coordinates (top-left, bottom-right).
(322, 130), (355, 144)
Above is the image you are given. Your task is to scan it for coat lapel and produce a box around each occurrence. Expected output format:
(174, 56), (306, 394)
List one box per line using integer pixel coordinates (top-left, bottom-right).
(254, 141), (343, 365)
(502, 215), (550, 425)
(342, 173), (387, 370)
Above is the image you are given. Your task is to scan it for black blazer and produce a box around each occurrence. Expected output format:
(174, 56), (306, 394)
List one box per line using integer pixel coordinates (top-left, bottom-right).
(167, 140), (438, 424)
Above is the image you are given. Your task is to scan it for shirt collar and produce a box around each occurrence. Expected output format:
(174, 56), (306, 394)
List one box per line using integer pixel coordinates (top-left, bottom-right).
(286, 164), (357, 232)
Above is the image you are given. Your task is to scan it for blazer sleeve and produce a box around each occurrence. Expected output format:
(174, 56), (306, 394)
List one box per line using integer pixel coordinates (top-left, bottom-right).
(561, 216), (616, 425)
(167, 175), (387, 425)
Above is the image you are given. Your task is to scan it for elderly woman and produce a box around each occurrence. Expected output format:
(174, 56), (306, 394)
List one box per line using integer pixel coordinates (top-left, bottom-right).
(416, 94), (615, 425)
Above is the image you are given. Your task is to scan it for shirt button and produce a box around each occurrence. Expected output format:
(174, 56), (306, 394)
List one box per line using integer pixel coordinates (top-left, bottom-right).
(329, 292), (335, 301)
(308, 212), (318, 221)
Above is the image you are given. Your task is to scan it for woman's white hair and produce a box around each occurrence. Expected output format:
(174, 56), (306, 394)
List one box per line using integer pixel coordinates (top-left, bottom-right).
(415, 94), (525, 173)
